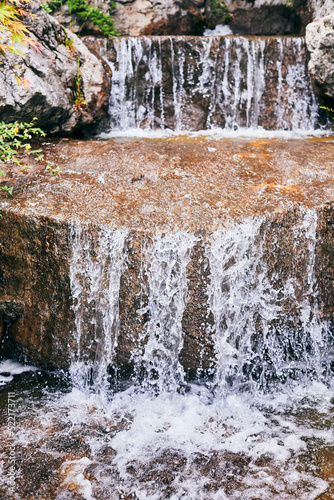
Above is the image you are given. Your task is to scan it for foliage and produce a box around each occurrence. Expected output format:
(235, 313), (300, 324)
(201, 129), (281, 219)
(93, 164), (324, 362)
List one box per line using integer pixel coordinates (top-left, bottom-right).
(0, 0), (41, 85)
(42, 0), (118, 37)
(73, 58), (86, 111)
(320, 106), (334, 119)
(209, 0), (231, 23)
(0, 118), (61, 194)
(320, 105), (334, 128)
(46, 162), (60, 175)
(0, 117), (46, 167)
(41, 2), (52, 14)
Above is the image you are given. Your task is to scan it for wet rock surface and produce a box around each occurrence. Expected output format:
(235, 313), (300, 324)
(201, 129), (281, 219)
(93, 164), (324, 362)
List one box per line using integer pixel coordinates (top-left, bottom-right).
(0, 136), (334, 371)
(0, 3), (110, 135)
(3, 136), (334, 230)
(106, 36), (319, 132)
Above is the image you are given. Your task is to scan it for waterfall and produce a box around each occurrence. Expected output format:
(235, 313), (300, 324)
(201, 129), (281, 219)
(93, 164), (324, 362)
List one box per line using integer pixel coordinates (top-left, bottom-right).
(134, 232), (196, 392)
(69, 224), (128, 392)
(66, 210), (331, 395)
(107, 36), (319, 133)
(206, 208), (331, 395)
(206, 217), (279, 394)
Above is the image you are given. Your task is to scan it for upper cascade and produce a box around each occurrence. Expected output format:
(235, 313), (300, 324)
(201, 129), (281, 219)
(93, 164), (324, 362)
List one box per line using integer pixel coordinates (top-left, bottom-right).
(105, 35), (320, 133)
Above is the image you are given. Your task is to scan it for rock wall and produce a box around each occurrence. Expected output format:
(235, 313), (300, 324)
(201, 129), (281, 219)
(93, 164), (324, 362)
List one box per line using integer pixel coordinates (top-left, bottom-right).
(108, 0), (314, 36)
(306, 13), (334, 106)
(53, 0), (314, 37)
(1, 204), (333, 374)
(0, 2), (110, 135)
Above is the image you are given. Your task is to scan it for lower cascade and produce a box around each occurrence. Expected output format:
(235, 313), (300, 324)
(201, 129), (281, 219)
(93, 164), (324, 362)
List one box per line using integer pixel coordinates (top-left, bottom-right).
(1, 205), (334, 499)
(67, 208), (332, 396)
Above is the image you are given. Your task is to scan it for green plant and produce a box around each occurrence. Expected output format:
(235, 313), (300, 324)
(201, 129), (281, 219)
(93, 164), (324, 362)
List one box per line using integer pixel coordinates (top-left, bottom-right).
(0, 167), (13, 194)
(73, 57), (86, 111)
(0, 118), (46, 166)
(0, 118), (51, 194)
(320, 105), (334, 120)
(46, 162), (60, 175)
(42, 0), (119, 37)
(64, 34), (73, 51)
(209, 0), (230, 20)
(41, 2), (52, 13)
(0, 184), (13, 194)
(0, 0), (42, 85)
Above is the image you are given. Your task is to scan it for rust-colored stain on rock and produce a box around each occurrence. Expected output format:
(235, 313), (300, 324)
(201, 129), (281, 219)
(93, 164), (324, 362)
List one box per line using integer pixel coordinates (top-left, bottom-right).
(2, 136), (334, 232)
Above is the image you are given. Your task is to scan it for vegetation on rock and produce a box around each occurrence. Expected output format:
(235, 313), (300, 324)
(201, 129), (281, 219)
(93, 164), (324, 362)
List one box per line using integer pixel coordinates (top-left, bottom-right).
(0, 0), (41, 85)
(0, 117), (60, 195)
(0, 116), (45, 162)
(42, 0), (118, 37)
(209, 0), (232, 24)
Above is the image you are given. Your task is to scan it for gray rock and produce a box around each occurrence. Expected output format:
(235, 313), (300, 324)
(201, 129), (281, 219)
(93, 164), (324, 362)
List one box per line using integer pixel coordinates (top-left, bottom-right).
(306, 14), (334, 101)
(0, 3), (110, 135)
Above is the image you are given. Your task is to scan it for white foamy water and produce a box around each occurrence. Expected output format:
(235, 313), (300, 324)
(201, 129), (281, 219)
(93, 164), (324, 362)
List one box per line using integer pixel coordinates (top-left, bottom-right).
(0, 359), (37, 385)
(207, 209), (333, 395)
(65, 210), (332, 397)
(134, 232), (197, 392)
(1, 380), (332, 499)
(203, 24), (233, 36)
(100, 126), (333, 141)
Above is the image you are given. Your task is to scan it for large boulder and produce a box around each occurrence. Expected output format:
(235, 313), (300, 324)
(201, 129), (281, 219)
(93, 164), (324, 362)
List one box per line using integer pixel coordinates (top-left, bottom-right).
(306, 13), (334, 103)
(0, 2), (110, 135)
(308, 0), (334, 20)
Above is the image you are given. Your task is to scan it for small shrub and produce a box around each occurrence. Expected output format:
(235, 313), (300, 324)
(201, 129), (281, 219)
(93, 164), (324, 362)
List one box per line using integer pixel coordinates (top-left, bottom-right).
(0, 118), (60, 194)
(0, 118), (46, 166)
(209, 0), (230, 20)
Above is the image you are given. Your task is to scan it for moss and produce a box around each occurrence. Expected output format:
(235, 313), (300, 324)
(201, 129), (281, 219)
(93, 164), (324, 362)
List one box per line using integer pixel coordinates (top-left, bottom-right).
(42, 0), (119, 37)
(209, 0), (229, 19)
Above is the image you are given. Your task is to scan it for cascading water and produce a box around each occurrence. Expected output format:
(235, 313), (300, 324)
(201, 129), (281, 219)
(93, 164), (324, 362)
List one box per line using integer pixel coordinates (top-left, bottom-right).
(207, 209), (332, 396)
(134, 232), (196, 392)
(64, 209), (332, 396)
(2, 208), (332, 499)
(69, 224), (128, 393)
(106, 36), (319, 133)
(1, 18), (334, 500)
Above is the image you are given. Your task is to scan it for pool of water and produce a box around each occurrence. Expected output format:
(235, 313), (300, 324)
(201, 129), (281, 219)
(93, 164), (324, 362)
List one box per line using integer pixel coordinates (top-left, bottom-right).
(0, 360), (333, 499)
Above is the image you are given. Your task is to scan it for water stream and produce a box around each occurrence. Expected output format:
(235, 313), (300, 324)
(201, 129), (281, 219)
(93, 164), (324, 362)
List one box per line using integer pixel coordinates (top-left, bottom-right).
(1, 28), (334, 500)
(106, 36), (319, 134)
